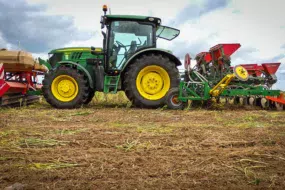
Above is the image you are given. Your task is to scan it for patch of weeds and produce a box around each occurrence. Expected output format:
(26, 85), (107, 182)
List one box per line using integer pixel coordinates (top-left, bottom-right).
(235, 159), (267, 185)
(0, 118), (9, 128)
(54, 128), (88, 135)
(18, 138), (69, 148)
(261, 138), (276, 146)
(112, 123), (133, 128)
(244, 115), (259, 122)
(125, 101), (132, 108)
(115, 139), (139, 152)
(137, 141), (153, 150)
(27, 162), (80, 170)
(236, 122), (266, 128)
(267, 112), (282, 119)
(249, 178), (261, 185)
(70, 111), (93, 116)
(277, 132), (285, 136)
(215, 116), (224, 122)
(0, 157), (11, 161)
(51, 116), (71, 122)
(0, 130), (18, 138)
(137, 124), (174, 134)
(0, 157), (20, 161)
(157, 105), (168, 111)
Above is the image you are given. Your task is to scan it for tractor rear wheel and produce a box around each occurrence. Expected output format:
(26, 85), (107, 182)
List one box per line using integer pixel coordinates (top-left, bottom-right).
(123, 54), (179, 108)
(42, 66), (89, 109)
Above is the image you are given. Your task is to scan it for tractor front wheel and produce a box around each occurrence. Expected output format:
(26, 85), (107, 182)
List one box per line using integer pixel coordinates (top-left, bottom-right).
(123, 54), (179, 108)
(42, 66), (89, 109)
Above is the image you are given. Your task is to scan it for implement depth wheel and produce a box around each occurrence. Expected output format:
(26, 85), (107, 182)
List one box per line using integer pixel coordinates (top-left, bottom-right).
(124, 54), (179, 108)
(256, 97), (269, 110)
(43, 66), (89, 109)
(248, 96), (256, 106)
(166, 88), (188, 110)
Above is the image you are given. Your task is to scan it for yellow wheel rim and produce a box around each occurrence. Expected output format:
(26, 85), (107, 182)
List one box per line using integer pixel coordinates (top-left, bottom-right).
(234, 65), (249, 81)
(51, 75), (79, 102)
(136, 65), (170, 100)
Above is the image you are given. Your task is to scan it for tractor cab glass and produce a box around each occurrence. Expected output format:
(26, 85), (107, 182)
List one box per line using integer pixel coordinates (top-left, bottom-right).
(156, 26), (180, 41)
(108, 21), (154, 70)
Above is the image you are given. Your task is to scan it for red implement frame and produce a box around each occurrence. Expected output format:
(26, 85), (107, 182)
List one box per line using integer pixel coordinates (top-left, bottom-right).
(0, 63), (39, 97)
(266, 93), (285, 105)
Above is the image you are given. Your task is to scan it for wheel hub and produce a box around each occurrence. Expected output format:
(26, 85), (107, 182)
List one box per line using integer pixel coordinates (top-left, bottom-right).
(51, 75), (79, 102)
(136, 65), (171, 101)
(171, 95), (180, 105)
(142, 72), (163, 95)
(57, 80), (76, 97)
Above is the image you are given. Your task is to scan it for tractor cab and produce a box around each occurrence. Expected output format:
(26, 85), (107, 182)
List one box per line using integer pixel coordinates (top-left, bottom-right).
(93, 5), (180, 74)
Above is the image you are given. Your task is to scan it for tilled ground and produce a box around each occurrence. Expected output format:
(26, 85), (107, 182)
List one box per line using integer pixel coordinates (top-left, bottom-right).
(0, 102), (285, 189)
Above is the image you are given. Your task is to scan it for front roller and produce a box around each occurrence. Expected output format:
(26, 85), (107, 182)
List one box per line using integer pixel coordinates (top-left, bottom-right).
(42, 66), (89, 109)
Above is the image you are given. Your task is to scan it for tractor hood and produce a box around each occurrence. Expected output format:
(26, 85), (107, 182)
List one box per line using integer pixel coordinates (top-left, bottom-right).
(48, 47), (103, 54)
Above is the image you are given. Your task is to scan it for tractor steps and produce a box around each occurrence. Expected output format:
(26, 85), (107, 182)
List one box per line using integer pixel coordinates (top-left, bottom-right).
(103, 76), (120, 94)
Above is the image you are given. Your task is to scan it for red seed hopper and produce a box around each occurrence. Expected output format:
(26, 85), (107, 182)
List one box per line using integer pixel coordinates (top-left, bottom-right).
(240, 63), (281, 77)
(195, 52), (212, 65)
(209, 43), (241, 61)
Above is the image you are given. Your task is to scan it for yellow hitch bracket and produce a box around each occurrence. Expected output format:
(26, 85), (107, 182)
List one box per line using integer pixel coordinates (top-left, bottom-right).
(210, 74), (235, 97)
(209, 65), (249, 97)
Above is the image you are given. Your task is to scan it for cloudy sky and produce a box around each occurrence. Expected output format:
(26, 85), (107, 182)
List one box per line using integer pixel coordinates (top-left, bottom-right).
(0, 0), (284, 89)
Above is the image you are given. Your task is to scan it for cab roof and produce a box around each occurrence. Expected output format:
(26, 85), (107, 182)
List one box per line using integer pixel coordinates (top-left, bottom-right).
(105, 15), (161, 25)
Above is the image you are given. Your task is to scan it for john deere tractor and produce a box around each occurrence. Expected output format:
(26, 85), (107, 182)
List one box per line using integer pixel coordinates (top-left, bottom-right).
(42, 5), (181, 109)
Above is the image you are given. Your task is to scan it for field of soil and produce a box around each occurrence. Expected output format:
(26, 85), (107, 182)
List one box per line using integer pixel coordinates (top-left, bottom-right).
(1, 94), (285, 189)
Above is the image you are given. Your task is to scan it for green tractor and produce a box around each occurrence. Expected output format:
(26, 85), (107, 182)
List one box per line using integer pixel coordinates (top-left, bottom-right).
(41, 5), (181, 109)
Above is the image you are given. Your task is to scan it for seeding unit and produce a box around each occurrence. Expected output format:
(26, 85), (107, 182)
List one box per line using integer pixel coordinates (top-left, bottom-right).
(166, 43), (285, 110)
(0, 50), (47, 107)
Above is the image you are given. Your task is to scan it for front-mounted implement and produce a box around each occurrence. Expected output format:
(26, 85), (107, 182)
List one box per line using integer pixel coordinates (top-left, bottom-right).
(167, 43), (284, 110)
(0, 49), (47, 107)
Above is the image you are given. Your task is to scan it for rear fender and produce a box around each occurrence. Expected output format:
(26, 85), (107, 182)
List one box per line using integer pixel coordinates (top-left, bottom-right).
(122, 48), (182, 72)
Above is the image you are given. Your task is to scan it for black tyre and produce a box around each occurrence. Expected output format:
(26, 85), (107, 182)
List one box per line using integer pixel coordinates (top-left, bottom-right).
(166, 88), (188, 110)
(84, 89), (95, 105)
(123, 54), (180, 108)
(42, 66), (89, 109)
